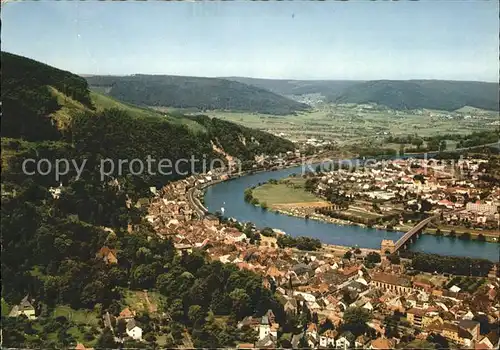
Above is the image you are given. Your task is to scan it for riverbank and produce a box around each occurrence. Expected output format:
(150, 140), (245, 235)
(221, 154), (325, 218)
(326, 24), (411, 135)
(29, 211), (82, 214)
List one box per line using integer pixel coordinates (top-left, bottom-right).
(422, 226), (499, 243)
(249, 176), (395, 230)
(269, 206), (396, 230)
(271, 206), (499, 244)
(203, 156), (500, 261)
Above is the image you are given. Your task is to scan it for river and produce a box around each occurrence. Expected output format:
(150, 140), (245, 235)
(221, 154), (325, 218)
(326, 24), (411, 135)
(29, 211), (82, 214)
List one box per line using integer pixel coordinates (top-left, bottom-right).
(204, 164), (499, 262)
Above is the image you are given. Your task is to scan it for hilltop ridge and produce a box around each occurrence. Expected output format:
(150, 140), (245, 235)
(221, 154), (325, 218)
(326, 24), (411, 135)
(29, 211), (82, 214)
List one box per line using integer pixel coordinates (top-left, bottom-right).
(86, 74), (312, 115)
(328, 79), (499, 111)
(224, 76), (498, 112)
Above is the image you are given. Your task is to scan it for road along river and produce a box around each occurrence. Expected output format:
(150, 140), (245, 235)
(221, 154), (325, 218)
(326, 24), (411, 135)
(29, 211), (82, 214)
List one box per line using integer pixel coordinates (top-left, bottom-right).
(204, 163), (499, 262)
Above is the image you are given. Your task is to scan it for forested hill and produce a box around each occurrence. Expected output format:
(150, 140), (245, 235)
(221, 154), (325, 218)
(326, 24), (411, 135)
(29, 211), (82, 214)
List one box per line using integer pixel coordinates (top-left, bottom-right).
(2, 52), (94, 140)
(1, 52), (294, 171)
(224, 77), (361, 97)
(2, 54), (292, 348)
(86, 74), (311, 115)
(328, 79), (499, 111)
(225, 77), (498, 112)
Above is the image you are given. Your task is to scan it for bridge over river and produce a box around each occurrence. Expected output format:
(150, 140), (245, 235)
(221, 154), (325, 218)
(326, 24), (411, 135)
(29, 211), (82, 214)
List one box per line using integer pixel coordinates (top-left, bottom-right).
(381, 214), (439, 254)
(202, 163), (500, 261)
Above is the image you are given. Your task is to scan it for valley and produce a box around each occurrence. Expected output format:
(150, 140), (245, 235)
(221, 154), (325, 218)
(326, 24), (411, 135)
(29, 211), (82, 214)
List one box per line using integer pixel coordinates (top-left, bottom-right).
(206, 103), (498, 150)
(1, 13), (499, 349)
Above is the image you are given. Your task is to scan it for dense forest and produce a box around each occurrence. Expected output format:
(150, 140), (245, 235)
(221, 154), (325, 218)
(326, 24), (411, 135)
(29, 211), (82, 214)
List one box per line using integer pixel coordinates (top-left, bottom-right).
(224, 77), (361, 97)
(192, 115), (295, 161)
(1, 52), (295, 348)
(224, 77), (499, 112)
(401, 252), (495, 277)
(86, 75), (311, 115)
(328, 80), (499, 111)
(2, 52), (93, 141)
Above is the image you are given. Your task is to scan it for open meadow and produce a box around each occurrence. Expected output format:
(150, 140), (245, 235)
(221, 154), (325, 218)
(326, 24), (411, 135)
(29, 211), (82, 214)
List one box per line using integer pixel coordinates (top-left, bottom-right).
(252, 177), (329, 209)
(205, 104), (498, 147)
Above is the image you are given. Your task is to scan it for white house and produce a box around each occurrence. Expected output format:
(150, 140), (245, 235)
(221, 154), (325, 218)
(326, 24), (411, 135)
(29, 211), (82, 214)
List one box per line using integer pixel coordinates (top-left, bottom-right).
(335, 333), (353, 349)
(126, 319), (143, 340)
(363, 301), (374, 311)
(8, 295), (36, 320)
(258, 316), (271, 340)
(319, 330), (336, 348)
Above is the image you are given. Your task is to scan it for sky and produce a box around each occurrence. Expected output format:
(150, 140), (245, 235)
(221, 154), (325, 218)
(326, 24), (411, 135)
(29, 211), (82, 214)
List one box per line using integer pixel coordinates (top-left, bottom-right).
(2, 1), (499, 82)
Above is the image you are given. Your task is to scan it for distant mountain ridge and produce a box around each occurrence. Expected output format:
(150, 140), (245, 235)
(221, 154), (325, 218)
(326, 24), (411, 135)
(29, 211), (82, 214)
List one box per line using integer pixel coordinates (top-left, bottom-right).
(328, 79), (499, 111)
(86, 74), (311, 115)
(225, 77), (498, 112)
(223, 77), (361, 97)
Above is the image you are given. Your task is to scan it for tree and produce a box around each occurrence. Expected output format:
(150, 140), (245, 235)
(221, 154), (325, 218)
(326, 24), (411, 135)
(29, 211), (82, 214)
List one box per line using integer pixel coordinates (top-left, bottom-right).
(388, 255), (400, 265)
(413, 138), (424, 149)
(298, 335), (310, 349)
(244, 188), (253, 202)
(96, 328), (117, 349)
(365, 252), (381, 264)
(473, 314), (491, 335)
(80, 280), (106, 308)
(116, 318), (127, 337)
(460, 232), (471, 240)
(439, 140), (447, 152)
(124, 339), (148, 348)
(411, 252), (493, 277)
(341, 307), (371, 336)
(131, 264), (157, 289)
(260, 227), (275, 237)
(343, 251), (352, 260)
(169, 299), (185, 322)
(427, 333), (449, 349)
(229, 288), (250, 319)
(188, 305), (205, 325)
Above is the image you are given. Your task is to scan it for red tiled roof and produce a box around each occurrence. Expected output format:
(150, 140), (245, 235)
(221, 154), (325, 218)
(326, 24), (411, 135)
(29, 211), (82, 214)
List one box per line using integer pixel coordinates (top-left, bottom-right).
(371, 338), (394, 349)
(342, 265), (360, 276)
(119, 307), (135, 318)
(407, 307), (427, 317)
(371, 272), (411, 287)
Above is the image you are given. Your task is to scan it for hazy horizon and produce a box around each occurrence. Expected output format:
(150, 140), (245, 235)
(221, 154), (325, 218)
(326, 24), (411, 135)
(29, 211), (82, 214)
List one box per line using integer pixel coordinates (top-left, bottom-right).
(2, 1), (499, 82)
(76, 71), (497, 84)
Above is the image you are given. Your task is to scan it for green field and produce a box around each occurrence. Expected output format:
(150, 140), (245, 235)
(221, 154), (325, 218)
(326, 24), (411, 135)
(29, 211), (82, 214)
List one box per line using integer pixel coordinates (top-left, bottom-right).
(90, 91), (207, 133)
(206, 104), (498, 146)
(122, 289), (166, 314)
(48, 88), (208, 134)
(252, 178), (328, 208)
(53, 305), (100, 326)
